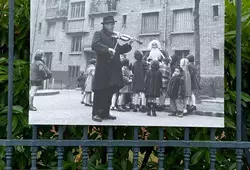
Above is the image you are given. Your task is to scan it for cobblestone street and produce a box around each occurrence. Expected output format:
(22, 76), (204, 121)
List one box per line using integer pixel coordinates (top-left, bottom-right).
(29, 90), (224, 127)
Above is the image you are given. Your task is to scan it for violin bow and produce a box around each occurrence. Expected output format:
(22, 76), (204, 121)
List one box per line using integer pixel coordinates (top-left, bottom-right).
(113, 26), (125, 51)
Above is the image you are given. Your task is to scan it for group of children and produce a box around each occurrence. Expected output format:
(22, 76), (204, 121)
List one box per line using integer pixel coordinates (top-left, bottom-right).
(79, 47), (200, 118)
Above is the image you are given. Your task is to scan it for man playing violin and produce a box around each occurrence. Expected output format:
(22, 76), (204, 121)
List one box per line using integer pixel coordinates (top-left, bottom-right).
(91, 15), (136, 122)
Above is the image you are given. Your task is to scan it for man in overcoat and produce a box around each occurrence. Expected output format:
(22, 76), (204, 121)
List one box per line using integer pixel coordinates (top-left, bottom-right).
(91, 16), (135, 122)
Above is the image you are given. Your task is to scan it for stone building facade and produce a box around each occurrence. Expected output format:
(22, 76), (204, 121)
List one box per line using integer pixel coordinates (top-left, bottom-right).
(31, 0), (224, 96)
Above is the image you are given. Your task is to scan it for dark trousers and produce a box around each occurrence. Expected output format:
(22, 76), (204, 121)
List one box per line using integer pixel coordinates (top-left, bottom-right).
(92, 86), (116, 118)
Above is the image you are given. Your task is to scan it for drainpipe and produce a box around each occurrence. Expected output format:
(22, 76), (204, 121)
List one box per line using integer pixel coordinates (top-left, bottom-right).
(163, 0), (168, 51)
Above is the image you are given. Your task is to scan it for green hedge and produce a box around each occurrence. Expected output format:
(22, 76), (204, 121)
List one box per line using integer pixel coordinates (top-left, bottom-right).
(1, 0), (250, 169)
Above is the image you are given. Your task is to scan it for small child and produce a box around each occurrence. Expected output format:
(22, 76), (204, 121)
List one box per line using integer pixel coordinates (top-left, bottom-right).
(158, 57), (171, 110)
(117, 58), (133, 112)
(167, 67), (185, 117)
(132, 50), (148, 112)
(144, 60), (162, 117)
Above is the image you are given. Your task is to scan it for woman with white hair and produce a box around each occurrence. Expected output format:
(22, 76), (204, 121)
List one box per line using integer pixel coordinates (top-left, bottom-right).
(29, 49), (52, 111)
(179, 58), (191, 116)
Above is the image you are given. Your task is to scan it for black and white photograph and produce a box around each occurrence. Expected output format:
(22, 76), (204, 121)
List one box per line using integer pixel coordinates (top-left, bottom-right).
(29, 0), (224, 127)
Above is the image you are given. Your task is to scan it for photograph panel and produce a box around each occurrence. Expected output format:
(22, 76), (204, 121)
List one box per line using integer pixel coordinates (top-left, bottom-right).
(29, 0), (224, 127)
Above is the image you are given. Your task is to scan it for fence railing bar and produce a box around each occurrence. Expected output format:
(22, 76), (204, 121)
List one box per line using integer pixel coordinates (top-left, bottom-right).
(107, 127), (114, 170)
(6, 0), (15, 169)
(1, 139), (250, 148)
(132, 127), (139, 170)
(236, 0), (243, 169)
(209, 128), (216, 170)
(158, 127), (165, 170)
(236, 149), (243, 170)
(236, 0), (242, 144)
(183, 128), (190, 170)
(57, 126), (64, 170)
(30, 126), (38, 170)
(82, 126), (88, 170)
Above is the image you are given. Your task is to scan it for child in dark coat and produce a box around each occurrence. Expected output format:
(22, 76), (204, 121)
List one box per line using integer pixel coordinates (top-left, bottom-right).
(144, 60), (162, 116)
(167, 67), (185, 117)
(132, 50), (148, 112)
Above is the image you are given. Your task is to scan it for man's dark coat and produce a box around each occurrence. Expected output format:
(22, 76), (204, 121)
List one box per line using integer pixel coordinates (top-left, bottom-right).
(91, 28), (132, 91)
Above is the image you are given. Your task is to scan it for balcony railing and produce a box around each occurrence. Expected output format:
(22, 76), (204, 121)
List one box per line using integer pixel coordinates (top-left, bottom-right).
(66, 20), (89, 34)
(46, 4), (69, 19)
(89, 0), (117, 15)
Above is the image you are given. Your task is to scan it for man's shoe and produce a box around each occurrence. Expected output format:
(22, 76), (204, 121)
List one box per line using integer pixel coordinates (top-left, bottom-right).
(92, 115), (102, 122)
(103, 114), (117, 120)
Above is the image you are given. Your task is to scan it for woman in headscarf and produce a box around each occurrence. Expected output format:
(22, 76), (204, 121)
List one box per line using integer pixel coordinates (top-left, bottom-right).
(29, 49), (52, 111)
(179, 58), (192, 115)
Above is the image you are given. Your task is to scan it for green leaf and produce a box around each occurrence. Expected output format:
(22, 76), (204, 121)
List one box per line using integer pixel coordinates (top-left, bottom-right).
(66, 151), (75, 163)
(241, 92), (250, 102)
(12, 116), (18, 132)
(16, 154), (27, 169)
(0, 160), (6, 170)
(191, 150), (204, 165)
(225, 117), (236, 129)
(13, 105), (24, 114)
(121, 159), (127, 170)
(229, 162), (236, 170)
(228, 63), (236, 79)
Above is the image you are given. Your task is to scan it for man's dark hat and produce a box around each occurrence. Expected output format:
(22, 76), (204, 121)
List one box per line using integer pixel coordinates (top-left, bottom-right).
(101, 16), (117, 24)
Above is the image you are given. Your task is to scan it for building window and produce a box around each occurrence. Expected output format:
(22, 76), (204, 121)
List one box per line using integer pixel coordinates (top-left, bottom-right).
(122, 15), (127, 27)
(174, 50), (190, 63)
(59, 52), (63, 63)
(213, 5), (219, 17)
(90, 18), (95, 28)
(173, 8), (193, 32)
(46, 22), (56, 39)
(38, 23), (42, 33)
(62, 21), (66, 31)
(71, 2), (85, 18)
(71, 36), (82, 52)
(141, 12), (159, 34)
(213, 48), (219, 66)
(68, 65), (80, 78)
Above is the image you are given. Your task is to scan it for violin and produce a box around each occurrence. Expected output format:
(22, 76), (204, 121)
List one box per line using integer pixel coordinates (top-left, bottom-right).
(111, 31), (143, 45)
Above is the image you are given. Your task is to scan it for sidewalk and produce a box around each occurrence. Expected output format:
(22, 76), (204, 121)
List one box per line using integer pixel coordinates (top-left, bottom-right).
(30, 90), (224, 127)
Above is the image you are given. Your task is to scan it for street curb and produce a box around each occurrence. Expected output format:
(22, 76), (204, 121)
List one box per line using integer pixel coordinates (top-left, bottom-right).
(164, 108), (224, 117)
(188, 111), (224, 117)
(202, 100), (224, 104)
(35, 90), (60, 96)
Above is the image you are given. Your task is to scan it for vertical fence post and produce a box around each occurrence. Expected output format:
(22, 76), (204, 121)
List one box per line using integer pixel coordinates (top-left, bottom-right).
(82, 126), (88, 170)
(6, 0), (15, 169)
(107, 127), (114, 170)
(183, 128), (190, 170)
(236, 0), (243, 169)
(158, 128), (165, 170)
(209, 128), (216, 170)
(31, 126), (38, 170)
(57, 126), (64, 170)
(132, 127), (139, 170)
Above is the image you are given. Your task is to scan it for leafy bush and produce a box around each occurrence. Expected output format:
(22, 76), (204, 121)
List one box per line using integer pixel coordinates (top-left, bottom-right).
(0, 0), (250, 169)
